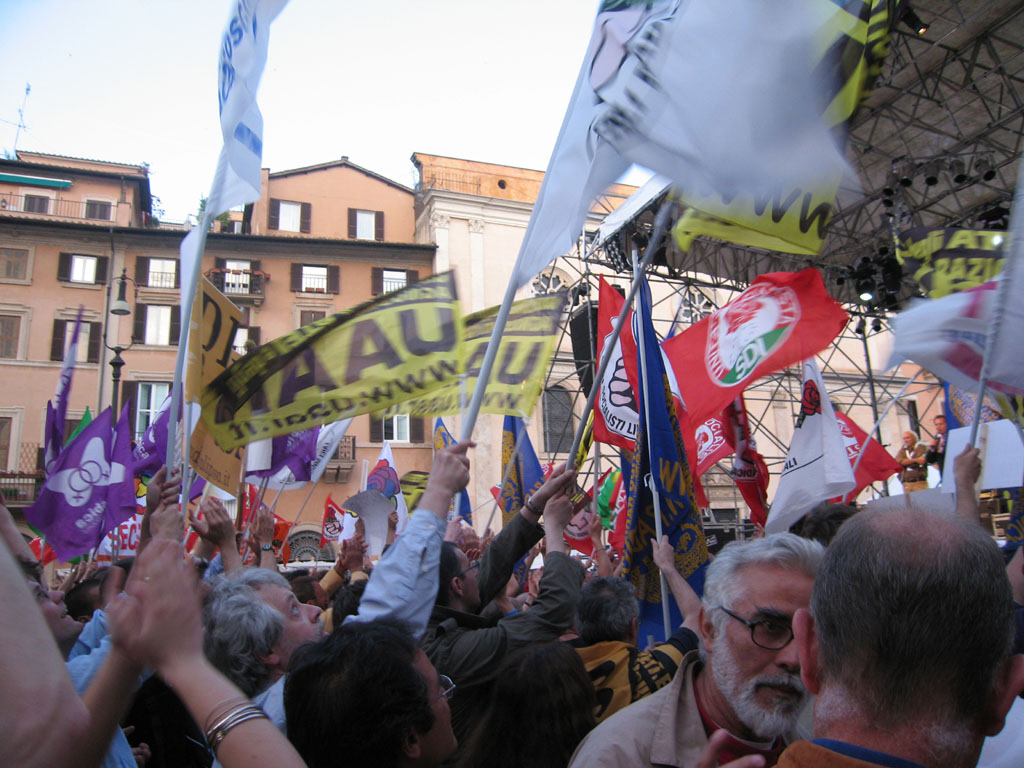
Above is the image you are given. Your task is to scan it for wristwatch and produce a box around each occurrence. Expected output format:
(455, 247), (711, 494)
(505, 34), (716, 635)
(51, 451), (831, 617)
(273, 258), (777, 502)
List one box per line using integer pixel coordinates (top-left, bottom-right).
(261, 543), (273, 552)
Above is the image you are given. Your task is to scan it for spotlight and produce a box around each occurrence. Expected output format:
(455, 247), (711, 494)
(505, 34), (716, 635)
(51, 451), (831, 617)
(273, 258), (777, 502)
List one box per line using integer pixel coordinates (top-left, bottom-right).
(975, 156), (997, 182)
(853, 256), (876, 302)
(922, 160), (940, 186)
(855, 318), (867, 335)
(899, 4), (929, 35)
(950, 158), (968, 184)
(882, 171), (899, 198)
(871, 318), (883, 333)
(897, 161), (914, 188)
(879, 254), (903, 294)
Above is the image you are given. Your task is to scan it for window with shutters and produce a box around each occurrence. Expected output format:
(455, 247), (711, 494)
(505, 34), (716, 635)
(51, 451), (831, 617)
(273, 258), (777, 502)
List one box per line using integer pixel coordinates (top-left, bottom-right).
(50, 319), (102, 363)
(57, 253), (107, 286)
(381, 270), (407, 293)
(300, 310), (326, 327)
(370, 413), (425, 444)
(134, 382), (170, 442)
(233, 324), (261, 356)
(292, 263), (339, 294)
(269, 199), (311, 233)
(385, 414), (410, 442)
(146, 258), (177, 289)
(543, 386), (575, 454)
(64, 321), (90, 363)
(0, 315), (20, 359)
(348, 208), (384, 241)
(0, 248), (28, 282)
(70, 254), (97, 284)
(372, 268), (418, 296)
(85, 200), (112, 220)
(145, 305), (171, 345)
(223, 259), (252, 295)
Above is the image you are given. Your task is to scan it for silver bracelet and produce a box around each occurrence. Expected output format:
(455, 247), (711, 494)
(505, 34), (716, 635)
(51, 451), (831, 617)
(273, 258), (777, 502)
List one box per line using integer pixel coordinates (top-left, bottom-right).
(205, 703), (268, 754)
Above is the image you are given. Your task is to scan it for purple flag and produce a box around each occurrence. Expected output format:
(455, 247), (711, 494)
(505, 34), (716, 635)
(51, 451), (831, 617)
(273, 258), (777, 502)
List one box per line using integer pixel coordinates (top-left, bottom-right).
(25, 405), (137, 561)
(132, 395), (172, 477)
(43, 307), (85, 474)
(246, 427), (319, 488)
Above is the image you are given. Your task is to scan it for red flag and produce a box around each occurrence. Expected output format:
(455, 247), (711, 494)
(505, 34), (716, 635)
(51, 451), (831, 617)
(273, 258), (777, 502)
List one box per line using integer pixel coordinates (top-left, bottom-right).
(725, 397), (770, 528)
(663, 269), (847, 426)
(695, 413), (733, 477)
(563, 487), (597, 556)
(593, 277), (710, 507)
(273, 514), (294, 564)
(29, 537), (57, 567)
(832, 413), (904, 503)
(320, 494), (344, 549)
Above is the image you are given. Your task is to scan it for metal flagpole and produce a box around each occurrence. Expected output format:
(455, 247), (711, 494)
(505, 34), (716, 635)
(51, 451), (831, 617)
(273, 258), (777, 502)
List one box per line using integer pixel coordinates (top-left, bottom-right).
(850, 369), (922, 480)
(632, 251), (671, 641)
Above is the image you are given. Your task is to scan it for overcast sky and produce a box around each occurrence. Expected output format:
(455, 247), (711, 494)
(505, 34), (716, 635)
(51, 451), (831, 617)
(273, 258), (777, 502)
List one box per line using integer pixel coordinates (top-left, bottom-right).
(0, 0), (654, 223)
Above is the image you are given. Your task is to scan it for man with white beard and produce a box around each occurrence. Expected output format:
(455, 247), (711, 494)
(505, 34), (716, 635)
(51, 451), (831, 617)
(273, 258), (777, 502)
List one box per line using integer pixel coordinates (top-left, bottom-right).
(570, 534), (823, 767)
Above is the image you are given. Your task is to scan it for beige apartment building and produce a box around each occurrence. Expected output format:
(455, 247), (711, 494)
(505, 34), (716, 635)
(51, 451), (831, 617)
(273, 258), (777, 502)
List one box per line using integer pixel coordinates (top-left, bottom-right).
(0, 151), (434, 558)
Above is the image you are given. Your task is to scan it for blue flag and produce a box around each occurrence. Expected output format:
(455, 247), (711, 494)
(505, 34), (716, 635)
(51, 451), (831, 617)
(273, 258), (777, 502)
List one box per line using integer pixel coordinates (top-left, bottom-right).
(433, 418), (472, 522)
(500, 415), (546, 586)
(622, 275), (708, 644)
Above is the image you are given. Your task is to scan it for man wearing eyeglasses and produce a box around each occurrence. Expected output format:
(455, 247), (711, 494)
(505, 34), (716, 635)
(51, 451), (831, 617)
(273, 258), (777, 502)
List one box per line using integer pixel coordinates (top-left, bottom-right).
(570, 534), (824, 767)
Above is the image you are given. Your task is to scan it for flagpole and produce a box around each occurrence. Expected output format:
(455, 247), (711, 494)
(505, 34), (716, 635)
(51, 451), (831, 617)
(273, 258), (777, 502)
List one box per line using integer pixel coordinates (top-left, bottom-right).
(850, 369), (922, 481)
(452, 374), (469, 523)
(968, 161), (1024, 446)
(633, 251), (671, 641)
(566, 198), (676, 466)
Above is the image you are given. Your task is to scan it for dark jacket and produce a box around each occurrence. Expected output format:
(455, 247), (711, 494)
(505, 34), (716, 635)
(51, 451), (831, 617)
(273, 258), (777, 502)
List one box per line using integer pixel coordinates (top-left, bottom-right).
(420, 513), (585, 746)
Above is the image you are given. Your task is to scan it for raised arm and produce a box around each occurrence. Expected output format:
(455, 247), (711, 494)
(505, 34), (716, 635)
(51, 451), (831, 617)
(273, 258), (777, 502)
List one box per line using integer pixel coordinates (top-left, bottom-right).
(651, 534), (702, 633)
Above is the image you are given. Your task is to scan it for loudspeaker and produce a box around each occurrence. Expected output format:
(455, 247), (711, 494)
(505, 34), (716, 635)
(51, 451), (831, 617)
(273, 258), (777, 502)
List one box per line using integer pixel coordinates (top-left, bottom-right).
(569, 303), (599, 396)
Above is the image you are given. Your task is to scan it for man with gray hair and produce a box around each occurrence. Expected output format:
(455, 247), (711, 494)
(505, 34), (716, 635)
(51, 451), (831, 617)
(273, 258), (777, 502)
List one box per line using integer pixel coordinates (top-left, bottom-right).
(570, 533), (824, 767)
(780, 507), (1024, 768)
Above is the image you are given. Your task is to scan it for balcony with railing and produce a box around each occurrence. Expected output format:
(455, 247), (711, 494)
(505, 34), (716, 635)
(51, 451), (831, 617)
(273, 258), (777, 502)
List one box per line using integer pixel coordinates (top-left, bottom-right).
(205, 267), (268, 305)
(0, 192), (118, 223)
(0, 442), (44, 507)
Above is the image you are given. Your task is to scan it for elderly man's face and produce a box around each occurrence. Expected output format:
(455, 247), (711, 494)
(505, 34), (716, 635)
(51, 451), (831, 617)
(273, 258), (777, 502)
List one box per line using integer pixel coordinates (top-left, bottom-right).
(903, 432), (916, 448)
(705, 564), (814, 740)
(256, 584), (323, 671)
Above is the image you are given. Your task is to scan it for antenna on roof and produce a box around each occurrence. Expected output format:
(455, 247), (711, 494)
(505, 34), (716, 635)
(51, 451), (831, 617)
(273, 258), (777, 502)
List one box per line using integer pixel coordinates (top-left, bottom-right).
(12, 83), (30, 156)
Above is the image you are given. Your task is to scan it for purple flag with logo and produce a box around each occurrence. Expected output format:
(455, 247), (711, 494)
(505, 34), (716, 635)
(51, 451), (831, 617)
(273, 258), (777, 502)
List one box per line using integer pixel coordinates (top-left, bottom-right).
(44, 307), (85, 474)
(25, 404), (138, 561)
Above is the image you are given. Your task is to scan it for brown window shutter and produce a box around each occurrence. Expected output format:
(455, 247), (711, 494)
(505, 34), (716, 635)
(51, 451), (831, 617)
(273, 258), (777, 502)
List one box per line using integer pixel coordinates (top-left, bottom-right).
(215, 257), (227, 270)
(57, 253), (72, 282)
(50, 320), (66, 361)
(406, 269), (419, 285)
(371, 267), (383, 296)
(95, 256), (109, 286)
(251, 260), (262, 273)
(327, 265), (340, 294)
(300, 202), (312, 234)
(290, 263), (302, 292)
(121, 381), (138, 419)
(173, 260), (181, 288)
(374, 211), (384, 241)
(132, 306), (147, 344)
(169, 305), (181, 345)
(269, 198), (281, 230)
(249, 326), (261, 346)
(347, 208), (357, 239)
(135, 257), (149, 285)
(369, 414), (383, 443)
(86, 322), (102, 363)
(410, 418), (425, 444)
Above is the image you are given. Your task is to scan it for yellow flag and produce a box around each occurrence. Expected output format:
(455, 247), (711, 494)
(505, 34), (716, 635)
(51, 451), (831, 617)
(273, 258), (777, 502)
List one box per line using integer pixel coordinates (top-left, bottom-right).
(201, 272), (462, 450)
(675, 0), (894, 255)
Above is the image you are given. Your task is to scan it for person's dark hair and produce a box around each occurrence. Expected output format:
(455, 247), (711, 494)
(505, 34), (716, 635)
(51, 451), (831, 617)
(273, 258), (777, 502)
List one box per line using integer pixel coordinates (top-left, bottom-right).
(457, 643), (597, 768)
(285, 619), (434, 768)
(284, 568), (317, 605)
(65, 575), (104, 621)
(435, 541), (461, 607)
(790, 501), (856, 546)
(330, 578), (368, 626)
(576, 577), (638, 644)
(812, 508), (1015, 728)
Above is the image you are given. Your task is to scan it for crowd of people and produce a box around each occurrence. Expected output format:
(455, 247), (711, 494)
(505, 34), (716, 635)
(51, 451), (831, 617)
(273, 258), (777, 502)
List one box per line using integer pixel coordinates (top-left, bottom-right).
(2, 438), (1022, 768)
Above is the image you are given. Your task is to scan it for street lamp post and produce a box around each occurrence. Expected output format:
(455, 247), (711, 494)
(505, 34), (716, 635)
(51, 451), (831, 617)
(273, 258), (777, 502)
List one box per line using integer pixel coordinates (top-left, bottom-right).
(108, 268), (137, 422)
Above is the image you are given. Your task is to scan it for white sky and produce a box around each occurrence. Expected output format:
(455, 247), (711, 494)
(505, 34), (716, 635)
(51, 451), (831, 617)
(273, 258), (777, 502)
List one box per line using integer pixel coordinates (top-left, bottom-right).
(0, 0), (655, 223)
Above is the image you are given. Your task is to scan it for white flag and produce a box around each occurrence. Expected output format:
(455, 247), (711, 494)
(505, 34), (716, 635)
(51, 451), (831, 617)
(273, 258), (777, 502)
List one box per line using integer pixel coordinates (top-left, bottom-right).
(888, 284), (1024, 398)
(766, 360), (855, 533)
(366, 442), (410, 533)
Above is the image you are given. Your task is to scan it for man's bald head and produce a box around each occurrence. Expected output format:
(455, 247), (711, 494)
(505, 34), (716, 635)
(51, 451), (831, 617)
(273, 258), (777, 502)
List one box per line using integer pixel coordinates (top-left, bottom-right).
(809, 508), (1014, 730)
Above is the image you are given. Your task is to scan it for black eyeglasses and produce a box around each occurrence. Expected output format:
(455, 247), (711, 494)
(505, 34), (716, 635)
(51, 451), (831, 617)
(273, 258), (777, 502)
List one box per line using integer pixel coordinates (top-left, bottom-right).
(719, 606), (794, 650)
(456, 560), (479, 579)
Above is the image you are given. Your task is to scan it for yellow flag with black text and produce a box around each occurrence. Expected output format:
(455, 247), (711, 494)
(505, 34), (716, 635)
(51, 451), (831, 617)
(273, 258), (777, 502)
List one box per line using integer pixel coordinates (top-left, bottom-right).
(674, 0), (895, 255)
(201, 272), (462, 450)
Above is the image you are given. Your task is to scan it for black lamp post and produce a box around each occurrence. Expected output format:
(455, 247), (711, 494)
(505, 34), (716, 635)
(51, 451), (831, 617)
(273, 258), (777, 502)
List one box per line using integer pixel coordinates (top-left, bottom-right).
(108, 268), (136, 417)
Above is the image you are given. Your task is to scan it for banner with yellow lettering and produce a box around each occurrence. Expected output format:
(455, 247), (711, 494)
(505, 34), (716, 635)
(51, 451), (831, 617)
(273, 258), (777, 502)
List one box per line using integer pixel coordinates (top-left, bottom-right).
(674, 0), (894, 255)
(896, 227), (1006, 298)
(201, 272), (462, 450)
(389, 293), (565, 418)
